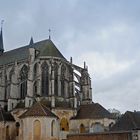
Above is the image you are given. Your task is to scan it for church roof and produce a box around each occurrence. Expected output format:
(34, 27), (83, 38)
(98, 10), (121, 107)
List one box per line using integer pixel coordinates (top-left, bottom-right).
(0, 39), (66, 66)
(20, 102), (58, 118)
(0, 108), (15, 122)
(110, 111), (140, 131)
(71, 103), (112, 120)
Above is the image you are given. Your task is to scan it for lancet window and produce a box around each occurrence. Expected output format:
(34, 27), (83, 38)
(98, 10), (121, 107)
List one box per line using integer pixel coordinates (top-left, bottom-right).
(20, 65), (28, 99)
(9, 68), (14, 82)
(54, 62), (58, 96)
(33, 81), (38, 95)
(34, 63), (38, 79)
(41, 62), (49, 96)
(61, 65), (66, 97)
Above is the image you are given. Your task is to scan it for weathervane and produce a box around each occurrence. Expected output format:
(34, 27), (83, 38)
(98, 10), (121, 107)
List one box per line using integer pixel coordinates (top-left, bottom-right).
(48, 28), (51, 40)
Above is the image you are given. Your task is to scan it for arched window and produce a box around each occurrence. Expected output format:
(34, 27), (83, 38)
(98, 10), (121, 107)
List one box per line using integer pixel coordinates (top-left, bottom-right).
(41, 62), (49, 96)
(54, 62), (58, 96)
(34, 63), (38, 79)
(91, 122), (104, 133)
(20, 65), (28, 99)
(80, 124), (85, 133)
(60, 118), (69, 131)
(33, 81), (38, 95)
(51, 120), (55, 136)
(9, 68), (14, 99)
(5, 75), (8, 100)
(109, 122), (114, 129)
(16, 122), (20, 136)
(9, 67), (14, 82)
(33, 120), (41, 140)
(6, 125), (10, 140)
(61, 65), (66, 97)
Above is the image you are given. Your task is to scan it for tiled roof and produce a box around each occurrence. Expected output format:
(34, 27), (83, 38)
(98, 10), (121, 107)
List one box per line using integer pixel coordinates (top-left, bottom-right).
(0, 39), (66, 65)
(0, 108), (15, 122)
(110, 111), (140, 131)
(20, 102), (57, 118)
(71, 103), (112, 120)
(40, 98), (71, 109)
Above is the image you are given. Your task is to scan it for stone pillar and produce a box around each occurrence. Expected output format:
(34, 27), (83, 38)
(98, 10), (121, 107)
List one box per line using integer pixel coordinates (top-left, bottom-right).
(38, 62), (41, 96)
(51, 66), (54, 96)
(74, 96), (77, 108)
(65, 80), (68, 98)
(58, 65), (61, 96)
(27, 64), (34, 97)
(51, 96), (55, 108)
(81, 68), (92, 104)
(10, 73), (19, 98)
(51, 63), (55, 108)
(69, 69), (76, 108)
(27, 48), (35, 97)
(8, 62), (19, 111)
(49, 63), (52, 96)
(25, 48), (35, 107)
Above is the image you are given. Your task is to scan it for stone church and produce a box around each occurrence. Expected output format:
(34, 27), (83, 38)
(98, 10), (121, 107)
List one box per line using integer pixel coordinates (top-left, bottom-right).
(0, 27), (115, 140)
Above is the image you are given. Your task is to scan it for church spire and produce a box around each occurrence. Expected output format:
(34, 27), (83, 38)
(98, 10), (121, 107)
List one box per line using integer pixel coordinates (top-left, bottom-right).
(48, 29), (51, 40)
(29, 36), (34, 46)
(0, 20), (4, 55)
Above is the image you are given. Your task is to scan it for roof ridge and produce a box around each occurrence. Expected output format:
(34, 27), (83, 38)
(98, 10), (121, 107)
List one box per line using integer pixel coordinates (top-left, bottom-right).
(3, 39), (49, 53)
(38, 102), (48, 116)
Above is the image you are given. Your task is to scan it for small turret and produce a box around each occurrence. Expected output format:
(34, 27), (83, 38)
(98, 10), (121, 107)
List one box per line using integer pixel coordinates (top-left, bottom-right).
(29, 37), (34, 46)
(81, 63), (92, 104)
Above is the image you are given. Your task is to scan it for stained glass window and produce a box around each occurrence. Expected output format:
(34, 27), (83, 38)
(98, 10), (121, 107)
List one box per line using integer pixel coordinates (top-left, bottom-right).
(61, 65), (66, 97)
(41, 62), (49, 96)
(20, 65), (28, 99)
(54, 62), (58, 96)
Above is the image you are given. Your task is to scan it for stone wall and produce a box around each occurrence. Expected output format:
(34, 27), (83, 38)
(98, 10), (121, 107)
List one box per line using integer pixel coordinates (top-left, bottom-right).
(70, 118), (115, 134)
(67, 131), (132, 140)
(22, 117), (59, 140)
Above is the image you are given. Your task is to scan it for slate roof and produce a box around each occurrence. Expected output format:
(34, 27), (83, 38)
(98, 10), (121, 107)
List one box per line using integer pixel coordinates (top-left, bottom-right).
(20, 102), (57, 118)
(0, 39), (66, 65)
(110, 111), (140, 131)
(0, 108), (15, 122)
(71, 103), (112, 120)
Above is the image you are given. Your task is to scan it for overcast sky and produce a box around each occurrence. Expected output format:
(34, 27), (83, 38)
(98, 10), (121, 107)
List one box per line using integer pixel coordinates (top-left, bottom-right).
(0, 0), (140, 112)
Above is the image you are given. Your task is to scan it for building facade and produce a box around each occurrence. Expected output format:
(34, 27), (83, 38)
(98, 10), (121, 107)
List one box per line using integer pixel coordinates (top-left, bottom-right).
(0, 28), (114, 140)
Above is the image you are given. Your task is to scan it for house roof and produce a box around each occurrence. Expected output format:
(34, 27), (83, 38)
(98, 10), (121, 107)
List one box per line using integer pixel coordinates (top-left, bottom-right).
(20, 102), (58, 118)
(0, 39), (66, 65)
(71, 103), (112, 120)
(110, 111), (140, 131)
(0, 108), (15, 122)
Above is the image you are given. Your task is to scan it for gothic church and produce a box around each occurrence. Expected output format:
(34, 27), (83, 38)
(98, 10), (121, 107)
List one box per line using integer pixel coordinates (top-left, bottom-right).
(0, 27), (115, 140)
